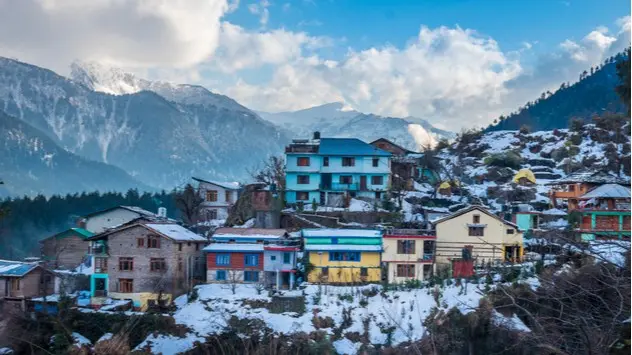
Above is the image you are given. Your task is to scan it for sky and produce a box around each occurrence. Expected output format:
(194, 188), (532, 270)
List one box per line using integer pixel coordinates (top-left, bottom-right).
(0, 0), (630, 130)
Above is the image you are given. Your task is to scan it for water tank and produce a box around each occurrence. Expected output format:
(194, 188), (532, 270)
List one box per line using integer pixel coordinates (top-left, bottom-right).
(313, 131), (321, 140)
(157, 207), (167, 218)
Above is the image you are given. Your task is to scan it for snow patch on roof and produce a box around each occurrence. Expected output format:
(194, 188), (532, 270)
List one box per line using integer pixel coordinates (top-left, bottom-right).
(145, 224), (206, 242)
(203, 244), (264, 252)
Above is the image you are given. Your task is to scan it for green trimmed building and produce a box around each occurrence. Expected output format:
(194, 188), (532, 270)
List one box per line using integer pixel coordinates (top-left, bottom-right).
(577, 184), (631, 241)
(40, 228), (94, 269)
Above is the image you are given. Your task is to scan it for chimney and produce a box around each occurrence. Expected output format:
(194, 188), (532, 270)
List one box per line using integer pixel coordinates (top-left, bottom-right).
(313, 131), (321, 140)
(157, 207), (167, 218)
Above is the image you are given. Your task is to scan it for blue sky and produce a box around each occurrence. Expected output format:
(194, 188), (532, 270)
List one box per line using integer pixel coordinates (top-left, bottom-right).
(0, 0), (629, 129)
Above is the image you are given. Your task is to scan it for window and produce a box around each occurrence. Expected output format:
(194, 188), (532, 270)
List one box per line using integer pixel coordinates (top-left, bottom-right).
(206, 190), (218, 202)
(468, 227), (484, 236)
(207, 209), (218, 220)
(296, 192), (309, 201)
(150, 258), (167, 272)
(178, 243), (182, 252)
(342, 157), (355, 167)
(270, 255), (277, 261)
(216, 254), (230, 266)
(187, 242), (191, 247)
(196, 243), (200, 251)
(506, 229), (515, 234)
(473, 214), (480, 224)
(360, 267), (368, 277)
(119, 257), (134, 271)
(331, 237), (338, 244)
(119, 279), (133, 293)
(321, 267), (329, 276)
(216, 270), (227, 281)
(137, 238), (145, 248)
(245, 254), (259, 266)
(148, 235), (161, 249)
(397, 240), (415, 254)
(569, 185), (576, 192)
(283, 252), (291, 264)
(297, 157), (310, 166)
(225, 191), (232, 203)
(375, 191), (382, 199)
(11, 279), (20, 291)
(397, 264), (415, 277)
(323, 157), (329, 166)
(339, 175), (353, 184)
(371, 176), (384, 185)
(244, 271), (259, 282)
(372, 158), (379, 167)
(95, 257), (107, 271)
(329, 252), (361, 262)
(297, 175), (310, 184)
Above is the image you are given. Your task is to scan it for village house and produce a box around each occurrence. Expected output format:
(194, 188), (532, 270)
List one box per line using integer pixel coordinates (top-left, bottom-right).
(382, 229), (435, 284)
(369, 138), (437, 190)
(204, 228), (299, 289)
(0, 260), (55, 312)
(39, 227), (94, 269)
(285, 132), (391, 207)
(576, 184), (631, 241)
(432, 206), (524, 270)
(78, 205), (170, 234)
(303, 229), (382, 283)
(547, 171), (629, 210)
(193, 177), (241, 221)
(86, 222), (206, 310)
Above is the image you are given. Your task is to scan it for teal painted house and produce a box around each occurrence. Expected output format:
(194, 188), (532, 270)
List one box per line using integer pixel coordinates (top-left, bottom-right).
(285, 133), (391, 206)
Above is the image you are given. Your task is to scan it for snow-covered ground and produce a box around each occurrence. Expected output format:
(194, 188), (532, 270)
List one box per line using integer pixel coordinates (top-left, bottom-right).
(138, 280), (541, 355)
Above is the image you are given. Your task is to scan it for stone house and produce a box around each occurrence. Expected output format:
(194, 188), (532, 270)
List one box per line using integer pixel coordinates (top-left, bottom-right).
(79, 205), (169, 234)
(39, 228), (94, 269)
(193, 177), (241, 221)
(86, 222), (207, 310)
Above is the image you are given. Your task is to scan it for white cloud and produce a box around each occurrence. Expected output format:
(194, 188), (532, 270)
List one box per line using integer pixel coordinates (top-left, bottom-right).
(0, 0), (230, 73)
(248, 0), (271, 27)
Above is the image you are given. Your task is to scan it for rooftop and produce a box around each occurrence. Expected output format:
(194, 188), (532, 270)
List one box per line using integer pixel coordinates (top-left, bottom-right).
(286, 137), (391, 156)
(546, 171), (630, 186)
(0, 259), (38, 277)
(580, 184), (632, 199)
(145, 224), (207, 242)
(304, 244), (382, 252)
(214, 228), (287, 237)
(302, 228), (382, 238)
(192, 177), (241, 190)
(203, 244), (265, 252)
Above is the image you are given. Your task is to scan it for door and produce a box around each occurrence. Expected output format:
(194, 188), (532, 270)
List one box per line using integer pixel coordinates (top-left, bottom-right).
(360, 176), (367, 190)
(321, 173), (332, 189)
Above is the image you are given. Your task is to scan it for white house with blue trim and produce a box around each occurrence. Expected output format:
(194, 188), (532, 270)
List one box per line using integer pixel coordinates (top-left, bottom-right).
(285, 132), (392, 206)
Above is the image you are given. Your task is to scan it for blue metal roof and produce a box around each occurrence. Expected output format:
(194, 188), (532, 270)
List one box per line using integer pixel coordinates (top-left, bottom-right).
(318, 138), (391, 156)
(0, 260), (38, 277)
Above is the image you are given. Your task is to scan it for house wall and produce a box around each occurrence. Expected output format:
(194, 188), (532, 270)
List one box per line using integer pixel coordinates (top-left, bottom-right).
(385, 263), (433, 284)
(40, 234), (89, 269)
(103, 225), (205, 308)
(0, 269), (54, 299)
(285, 191), (321, 204)
(382, 237), (434, 283)
(206, 252), (264, 283)
(435, 210), (523, 265)
(197, 181), (238, 220)
(263, 250), (297, 272)
(85, 209), (142, 234)
(307, 251), (381, 283)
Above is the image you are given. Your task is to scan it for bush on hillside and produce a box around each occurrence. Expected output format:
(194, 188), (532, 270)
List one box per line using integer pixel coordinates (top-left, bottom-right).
(569, 117), (585, 132)
(519, 125), (531, 134)
(483, 151), (522, 170)
(569, 134), (583, 146)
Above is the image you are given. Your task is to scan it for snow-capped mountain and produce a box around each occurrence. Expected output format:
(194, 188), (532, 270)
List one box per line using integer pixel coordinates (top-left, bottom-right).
(0, 57), (290, 193)
(0, 110), (149, 197)
(258, 102), (454, 151)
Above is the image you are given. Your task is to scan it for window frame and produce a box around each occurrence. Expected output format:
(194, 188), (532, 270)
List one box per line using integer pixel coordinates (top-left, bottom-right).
(137, 238), (145, 248)
(329, 251), (361, 262)
(283, 252), (291, 264)
(148, 235), (161, 249)
(397, 240), (416, 254)
(360, 267), (368, 277)
(216, 254), (231, 266)
(296, 191), (309, 201)
(297, 157), (310, 167)
(323, 157), (329, 167)
(297, 175), (310, 184)
(342, 157), (355, 167)
(372, 158), (379, 167)
(371, 176), (384, 185)
(119, 278), (133, 293)
(468, 226), (484, 237)
(225, 191), (232, 203)
(149, 258), (167, 272)
(244, 271), (259, 282)
(473, 214), (481, 224)
(118, 257), (134, 271)
(396, 264), (415, 277)
(206, 190), (218, 202)
(216, 270), (227, 281)
(244, 254), (259, 267)
(339, 175), (353, 184)
(506, 229), (515, 234)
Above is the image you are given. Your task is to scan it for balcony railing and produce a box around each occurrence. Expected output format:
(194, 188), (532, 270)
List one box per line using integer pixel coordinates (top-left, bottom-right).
(89, 246), (108, 255)
(321, 183), (359, 191)
(386, 229), (436, 236)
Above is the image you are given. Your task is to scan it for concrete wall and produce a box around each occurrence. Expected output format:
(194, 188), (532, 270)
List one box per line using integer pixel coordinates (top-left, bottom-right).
(435, 210), (523, 265)
(85, 209), (141, 234)
(307, 251), (381, 283)
(263, 250), (297, 272)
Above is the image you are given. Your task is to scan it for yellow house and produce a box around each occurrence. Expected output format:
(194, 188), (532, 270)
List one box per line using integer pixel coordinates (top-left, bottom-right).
(302, 229), (382, 283)
(432, 205), (524, 269)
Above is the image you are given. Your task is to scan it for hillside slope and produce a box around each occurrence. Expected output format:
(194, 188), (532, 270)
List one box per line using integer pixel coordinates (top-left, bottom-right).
(0, 111), (149, 197)
(487, 52), (628, 132)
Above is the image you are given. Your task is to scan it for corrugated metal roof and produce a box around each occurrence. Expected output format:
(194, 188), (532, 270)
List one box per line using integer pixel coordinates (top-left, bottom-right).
(580, 184), (631, 199)
(203, 244), (264, 252)
(145, 224), (207, 242)
(214, 228), (287, 237)
(304, 244), (382, 252)
(42, 227), (95, 242)
(0, 260), (38, 277)
(302, 229), (382, 238)
(318, 138), (391, 156)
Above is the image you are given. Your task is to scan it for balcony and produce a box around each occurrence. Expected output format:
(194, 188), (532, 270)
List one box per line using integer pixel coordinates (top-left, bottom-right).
(321, 183), (359, 191)
(89, 246), (108, 255)
(419, 253), (434, 261)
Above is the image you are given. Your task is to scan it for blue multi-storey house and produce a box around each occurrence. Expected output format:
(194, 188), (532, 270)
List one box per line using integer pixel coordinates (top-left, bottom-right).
(285, 132), (391, 206)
